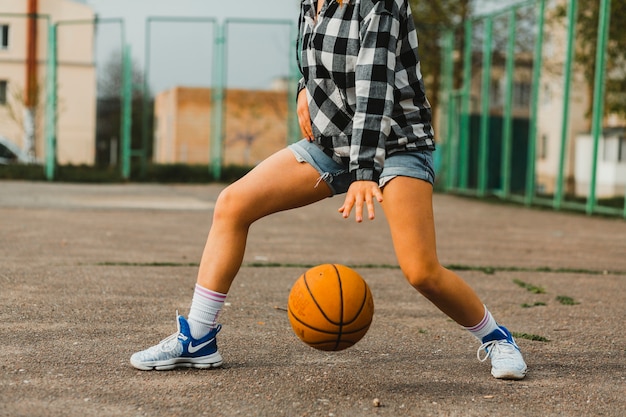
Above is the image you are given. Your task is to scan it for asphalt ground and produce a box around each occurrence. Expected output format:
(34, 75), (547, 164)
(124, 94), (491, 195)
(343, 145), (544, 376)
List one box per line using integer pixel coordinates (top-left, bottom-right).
(1, 180), (625, 417)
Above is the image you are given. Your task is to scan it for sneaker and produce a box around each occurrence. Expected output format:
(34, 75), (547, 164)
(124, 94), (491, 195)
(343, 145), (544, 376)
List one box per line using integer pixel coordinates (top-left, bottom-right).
(130, 314), (223, 371)
(477, 325), (527, 380)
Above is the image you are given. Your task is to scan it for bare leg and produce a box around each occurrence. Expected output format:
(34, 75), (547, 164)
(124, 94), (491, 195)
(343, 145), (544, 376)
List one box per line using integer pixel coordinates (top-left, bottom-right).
(381, 177), (484, 327)
(196, 148), (332, 293)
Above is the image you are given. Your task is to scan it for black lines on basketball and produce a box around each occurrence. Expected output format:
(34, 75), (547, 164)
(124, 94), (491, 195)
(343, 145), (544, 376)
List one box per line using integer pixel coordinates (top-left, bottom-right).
(288, 264), (374, 351)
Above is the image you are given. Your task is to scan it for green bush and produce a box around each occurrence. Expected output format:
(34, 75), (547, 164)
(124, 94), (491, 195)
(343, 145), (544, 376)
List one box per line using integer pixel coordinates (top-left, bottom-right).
(0, 163), (252, 184)
(0, 164), (47, 180)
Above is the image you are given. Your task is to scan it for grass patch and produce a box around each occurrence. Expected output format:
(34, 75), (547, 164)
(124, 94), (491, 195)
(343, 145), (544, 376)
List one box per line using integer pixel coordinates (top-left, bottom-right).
(521, 302), (547, 308)
(513, 279), (546, 294)
(96, 261), (199, 267)
(511, 332), (550, 342)
(556, 295), (579, 305)
(445, 264), (496, 274)
(447, 265), (626, 276)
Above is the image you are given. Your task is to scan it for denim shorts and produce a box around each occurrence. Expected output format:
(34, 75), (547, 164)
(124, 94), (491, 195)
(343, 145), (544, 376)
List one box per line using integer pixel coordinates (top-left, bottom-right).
(288, 139), (435, 195)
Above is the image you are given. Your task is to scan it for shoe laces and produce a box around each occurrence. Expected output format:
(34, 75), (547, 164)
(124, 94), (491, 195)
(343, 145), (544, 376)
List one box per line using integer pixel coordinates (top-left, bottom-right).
(154, 310), (183, 353)
(477, 339), (517, 362)
(157, 332), (181, 353)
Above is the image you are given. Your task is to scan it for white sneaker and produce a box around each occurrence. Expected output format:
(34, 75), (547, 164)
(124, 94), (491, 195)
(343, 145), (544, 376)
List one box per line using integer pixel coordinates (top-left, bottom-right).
(130, 314), (223, 371)
(478, 326), (527, 380)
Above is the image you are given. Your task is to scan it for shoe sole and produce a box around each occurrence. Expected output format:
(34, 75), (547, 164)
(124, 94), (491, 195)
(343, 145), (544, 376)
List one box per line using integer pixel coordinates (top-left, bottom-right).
(131, 352), (223, 371)
(491, 366), (527, 380)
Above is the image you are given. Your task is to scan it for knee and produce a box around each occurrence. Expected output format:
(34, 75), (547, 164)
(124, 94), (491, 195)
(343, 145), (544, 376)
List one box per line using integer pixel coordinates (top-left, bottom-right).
(213, 184), (251, 226)
(402, 260), (444, 297)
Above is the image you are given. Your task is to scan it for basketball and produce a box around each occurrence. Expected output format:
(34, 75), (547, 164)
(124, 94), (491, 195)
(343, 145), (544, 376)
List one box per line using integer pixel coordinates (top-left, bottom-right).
(287, 264), (374, 351)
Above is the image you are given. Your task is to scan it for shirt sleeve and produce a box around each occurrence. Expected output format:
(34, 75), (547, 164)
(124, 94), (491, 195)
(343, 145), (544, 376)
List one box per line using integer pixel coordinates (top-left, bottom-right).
(350, 2), (399, 182)
(297, 77), (306, 100)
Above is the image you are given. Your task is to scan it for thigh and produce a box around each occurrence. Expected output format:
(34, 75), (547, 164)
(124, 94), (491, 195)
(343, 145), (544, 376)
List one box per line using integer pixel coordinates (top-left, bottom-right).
(380, 176), (439, 270)
(223, 147), (333, 223)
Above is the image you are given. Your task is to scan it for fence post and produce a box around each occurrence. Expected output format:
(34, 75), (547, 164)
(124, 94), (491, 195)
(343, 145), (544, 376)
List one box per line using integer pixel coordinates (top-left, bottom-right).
(459, 19), (473, 190)
(555, 0), (578, 210)
(440, 29), (455, 190)
(120, 44), (132, 179)
(586, 0), (612, 215)
(525, 0), (546, 206)
(500, 8), (517, 199)
(211, 21), (226, 181)
(45, 22), (57, 181)
(478, 16), (493, 197)
(141, 19), (152, 179)
(288, 21), (300, 144)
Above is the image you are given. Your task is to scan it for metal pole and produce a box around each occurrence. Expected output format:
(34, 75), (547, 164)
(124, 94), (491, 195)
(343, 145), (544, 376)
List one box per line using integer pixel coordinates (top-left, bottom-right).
(441, 29), (455, 190)
(459, 19), (473, 190)
(23, 0), (38, 161)
(120, 45), (132, 179)
(55, 18), (126, 175)
(555, 0), (578, 210)
(44, 22), (57, 181)
(478, 16), (493, 197)
(586, 0), (612, 215)
(501, 8), (517, 198)
(211, 21), (226, 180)
(525, 0), (546, 206)
(141, 19), (152, 178)
(288, 21), (300, 145)
(214, 18), (294, 175)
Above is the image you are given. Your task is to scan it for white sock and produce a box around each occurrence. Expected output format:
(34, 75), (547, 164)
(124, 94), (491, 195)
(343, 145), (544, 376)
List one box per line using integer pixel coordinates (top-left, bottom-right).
(187, 284), (227, 339)
(464, 305), (500, 342)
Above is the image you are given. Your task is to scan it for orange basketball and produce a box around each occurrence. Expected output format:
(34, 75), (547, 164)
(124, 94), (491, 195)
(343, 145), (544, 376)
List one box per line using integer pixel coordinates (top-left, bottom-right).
(288, 264), (374, 351)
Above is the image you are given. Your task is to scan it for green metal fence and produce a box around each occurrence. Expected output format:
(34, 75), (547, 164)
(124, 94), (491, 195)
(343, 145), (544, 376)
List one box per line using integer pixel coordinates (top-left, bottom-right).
(44, 17), (130, 180)
(438, 0), (623, 218)
(3, 2), (623, 219)
(35, 16), (297, 182)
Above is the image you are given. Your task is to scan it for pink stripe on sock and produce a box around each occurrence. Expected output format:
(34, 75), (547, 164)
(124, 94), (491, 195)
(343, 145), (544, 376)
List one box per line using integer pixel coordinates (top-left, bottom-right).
(465, 309), (489, 332)
(195, 284), (227, 302)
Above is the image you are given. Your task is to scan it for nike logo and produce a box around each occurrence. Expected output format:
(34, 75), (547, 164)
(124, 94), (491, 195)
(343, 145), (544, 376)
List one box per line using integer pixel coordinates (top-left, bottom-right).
(187, 338), (214, 354)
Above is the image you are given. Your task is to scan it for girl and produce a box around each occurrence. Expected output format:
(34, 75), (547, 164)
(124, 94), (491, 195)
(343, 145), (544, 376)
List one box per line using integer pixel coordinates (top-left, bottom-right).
(131, 0), (527, 380)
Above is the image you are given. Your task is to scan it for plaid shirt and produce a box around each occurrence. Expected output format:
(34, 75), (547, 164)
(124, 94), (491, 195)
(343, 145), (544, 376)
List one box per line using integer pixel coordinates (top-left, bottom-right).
(297, 0), (435, 182)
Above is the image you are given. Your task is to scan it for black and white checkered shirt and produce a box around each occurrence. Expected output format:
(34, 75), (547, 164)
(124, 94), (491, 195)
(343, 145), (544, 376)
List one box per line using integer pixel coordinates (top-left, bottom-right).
(297, 0), (435, 182)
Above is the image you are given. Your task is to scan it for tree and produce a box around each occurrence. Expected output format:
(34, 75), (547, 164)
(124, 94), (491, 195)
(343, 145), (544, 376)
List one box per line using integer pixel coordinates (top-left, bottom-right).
(97, 49), (145, 100)
(3, 82), (45, 163)
(409, 0), (472, 121)
(409, 0), (527, 120)
(552, 1), (626, 120)
(95, 49), (152, 167)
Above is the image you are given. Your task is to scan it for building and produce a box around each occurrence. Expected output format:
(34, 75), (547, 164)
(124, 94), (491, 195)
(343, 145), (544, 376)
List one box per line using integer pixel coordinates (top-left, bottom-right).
(456, 1), (625, 198)
(0, 0), (96, 165)
(154, 87), (289, 167)
(575, 127), (626, 198)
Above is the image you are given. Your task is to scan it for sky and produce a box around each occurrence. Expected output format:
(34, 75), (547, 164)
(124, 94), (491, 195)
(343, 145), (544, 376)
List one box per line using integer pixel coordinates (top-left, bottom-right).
(78, 0), (301, 93)
(77, 0), (522, 94)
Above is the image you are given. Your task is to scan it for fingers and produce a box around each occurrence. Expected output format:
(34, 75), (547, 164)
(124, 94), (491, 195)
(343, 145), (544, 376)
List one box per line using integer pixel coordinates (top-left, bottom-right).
(338, 181), (383, 223)
(297, 90), (313, 141)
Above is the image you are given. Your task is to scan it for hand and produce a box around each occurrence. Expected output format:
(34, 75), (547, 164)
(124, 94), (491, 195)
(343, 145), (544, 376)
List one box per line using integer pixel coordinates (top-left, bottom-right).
(338, 180), (384, 223)
(297, 89), (313, 141)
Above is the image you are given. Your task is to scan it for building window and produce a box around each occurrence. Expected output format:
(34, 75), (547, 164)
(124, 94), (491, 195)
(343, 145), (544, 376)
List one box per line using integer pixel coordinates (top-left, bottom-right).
(604, 135), (626, 163)
(0, 80), (7, 105)
(604, 136), (626, 164)
(490, 79), (503, 109)
(513, 82), (531, 109)
(539, 133), (548, 160)
(0, 24), (9, 49)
